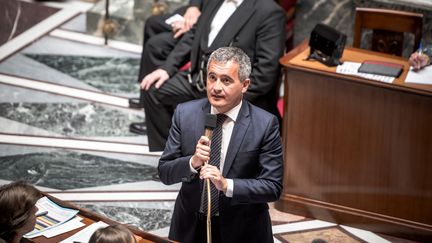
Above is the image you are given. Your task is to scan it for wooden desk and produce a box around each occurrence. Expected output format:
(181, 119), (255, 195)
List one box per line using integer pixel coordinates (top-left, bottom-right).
(30, 194), (173, 243)
(275, 43), (432, 241)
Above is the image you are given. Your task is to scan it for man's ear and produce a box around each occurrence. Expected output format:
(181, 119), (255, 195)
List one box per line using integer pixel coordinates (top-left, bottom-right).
(242, 78), (250, 93)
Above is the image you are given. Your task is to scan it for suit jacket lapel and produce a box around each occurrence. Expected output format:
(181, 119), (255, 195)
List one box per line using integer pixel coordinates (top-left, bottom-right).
(222, 101), (250, 177)
(209, 0), (256, 49)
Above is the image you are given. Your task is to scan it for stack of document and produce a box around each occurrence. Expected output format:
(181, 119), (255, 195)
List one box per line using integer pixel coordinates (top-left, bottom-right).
(336, 61), (395, 83)
(24, 197), (85, 239)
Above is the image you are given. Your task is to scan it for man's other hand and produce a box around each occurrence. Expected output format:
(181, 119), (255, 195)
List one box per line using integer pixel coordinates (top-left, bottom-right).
(200, 164), (228, 193)
(140, 69), (169, 90)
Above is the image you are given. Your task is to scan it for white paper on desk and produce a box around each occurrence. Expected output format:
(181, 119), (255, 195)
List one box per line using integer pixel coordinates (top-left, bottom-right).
(60, 221), (109, 243)
(405, 66), (432, 85)
(24, 197), (79, 238)
(336, 61), (395, 83)
(43, 216), (85, 238)
(165, 14), (184, 25)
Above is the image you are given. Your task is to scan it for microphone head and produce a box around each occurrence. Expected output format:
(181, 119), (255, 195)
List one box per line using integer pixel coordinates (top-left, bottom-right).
(205, 113), (217, 130)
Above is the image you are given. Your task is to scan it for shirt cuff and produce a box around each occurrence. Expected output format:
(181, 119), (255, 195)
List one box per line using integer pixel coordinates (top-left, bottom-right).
(189, 157), (199, 173)
(225, 179), (233, 197)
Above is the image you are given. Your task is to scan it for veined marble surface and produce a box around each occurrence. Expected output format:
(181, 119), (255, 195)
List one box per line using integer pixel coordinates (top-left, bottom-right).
(0, 145), (160, 168)
(0, 102), (143, 137)
(24, 54), (140, 95)
(0, 149), (159, 190)
(0, 34), (146, 142)
(0, 36), (141, 97)
(22, 36), (139, 57)
(0, 83), (79, 104)
(76, 202), (173, 231)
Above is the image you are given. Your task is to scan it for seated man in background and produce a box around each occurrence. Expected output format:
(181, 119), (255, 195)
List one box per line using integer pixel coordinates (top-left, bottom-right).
(409, 44), (431, 70)
(129, 0), (202, 110)
(133, 0), (286, 151)
(0, 181), (42, 243)
(158, 47), (283, 242)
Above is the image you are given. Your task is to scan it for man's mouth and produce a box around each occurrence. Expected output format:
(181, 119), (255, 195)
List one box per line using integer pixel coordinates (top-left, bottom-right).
(211, 94), (224, 99)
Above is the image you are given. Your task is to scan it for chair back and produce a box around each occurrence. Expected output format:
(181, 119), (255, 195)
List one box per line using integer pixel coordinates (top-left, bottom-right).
(353, 7), (423, 56)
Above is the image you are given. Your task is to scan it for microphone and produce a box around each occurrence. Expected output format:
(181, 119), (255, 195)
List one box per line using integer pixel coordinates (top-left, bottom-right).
(203, 113), (217, 243)
(204, 113), (217, 140)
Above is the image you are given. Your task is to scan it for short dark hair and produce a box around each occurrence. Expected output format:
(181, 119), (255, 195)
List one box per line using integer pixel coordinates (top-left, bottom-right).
(89, 224), (137, 243)
(0, 181), (42, 241)
(207, 47), (251, 82)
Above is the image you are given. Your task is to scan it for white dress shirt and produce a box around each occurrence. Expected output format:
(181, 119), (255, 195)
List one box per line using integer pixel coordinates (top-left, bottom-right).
(190, 100), (243, 197)
(207, 0), (244, 47)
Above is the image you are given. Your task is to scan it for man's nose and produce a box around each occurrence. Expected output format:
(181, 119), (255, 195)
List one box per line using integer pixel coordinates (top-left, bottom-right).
(214, 80), (223, 91)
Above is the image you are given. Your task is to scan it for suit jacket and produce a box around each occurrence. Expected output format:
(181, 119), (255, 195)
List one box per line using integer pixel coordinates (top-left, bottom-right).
(161, 0), (286, 116)
(158, 98), (284, 243)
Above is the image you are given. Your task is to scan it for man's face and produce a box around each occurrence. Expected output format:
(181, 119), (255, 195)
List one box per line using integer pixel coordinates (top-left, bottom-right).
(206, 60), (250, 113)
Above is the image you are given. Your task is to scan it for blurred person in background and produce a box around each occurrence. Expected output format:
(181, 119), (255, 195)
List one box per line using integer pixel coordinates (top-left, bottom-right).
(0, 181), (42, 243)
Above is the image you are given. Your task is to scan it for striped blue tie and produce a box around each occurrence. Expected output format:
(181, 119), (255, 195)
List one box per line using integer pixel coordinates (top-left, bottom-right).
(200, 113), (228, 216)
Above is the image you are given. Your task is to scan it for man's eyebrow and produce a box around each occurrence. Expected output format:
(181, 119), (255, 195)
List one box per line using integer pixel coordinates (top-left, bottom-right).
(207, 72), (234, 81)
(220, 74), (234, 81)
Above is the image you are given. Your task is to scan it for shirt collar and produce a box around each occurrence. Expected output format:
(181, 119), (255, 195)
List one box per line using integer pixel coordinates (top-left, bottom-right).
(211, 100), (242, 122)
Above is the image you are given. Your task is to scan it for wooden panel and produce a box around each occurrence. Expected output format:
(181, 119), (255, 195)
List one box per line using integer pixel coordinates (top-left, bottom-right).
(276, 45), (432, 241)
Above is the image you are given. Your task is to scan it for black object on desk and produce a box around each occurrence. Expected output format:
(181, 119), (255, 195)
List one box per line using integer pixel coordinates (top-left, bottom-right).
(306, 23), (347, 67)
(358, 60), (403, 77)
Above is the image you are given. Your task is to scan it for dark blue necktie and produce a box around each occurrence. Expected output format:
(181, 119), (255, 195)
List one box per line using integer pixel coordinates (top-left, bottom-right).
(200, 113), (228, 216)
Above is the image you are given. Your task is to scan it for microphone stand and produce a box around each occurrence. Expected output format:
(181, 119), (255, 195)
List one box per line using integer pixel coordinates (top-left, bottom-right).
(104, 0), (109, 45)
(204, 129), (213, 243)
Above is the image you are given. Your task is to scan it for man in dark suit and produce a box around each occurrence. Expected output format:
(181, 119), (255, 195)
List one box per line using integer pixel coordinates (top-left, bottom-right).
(158, 47), (283, 243)
(132, 0), (286, 151)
